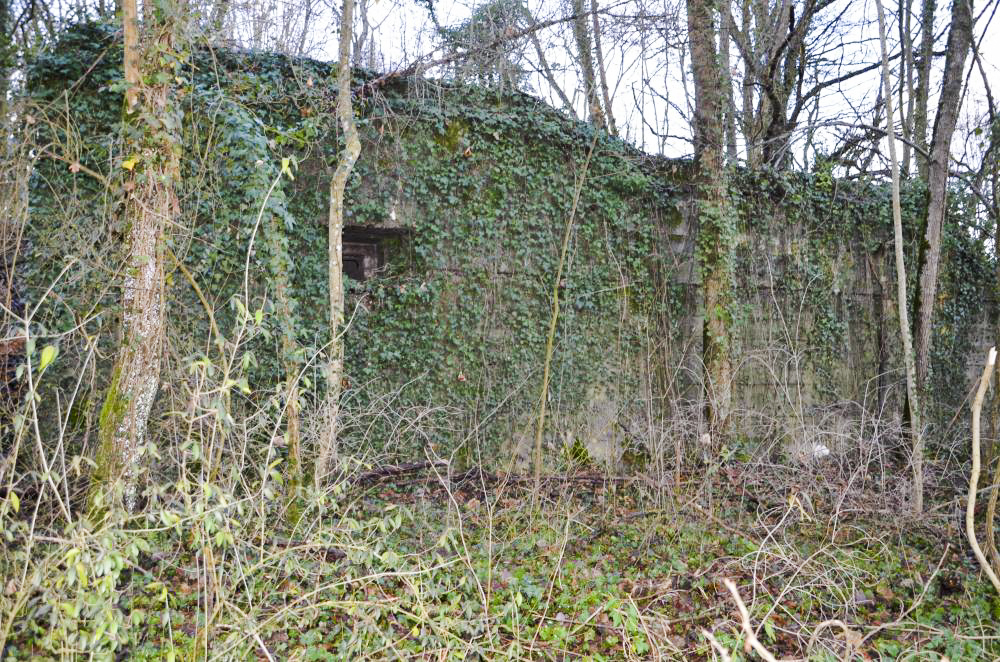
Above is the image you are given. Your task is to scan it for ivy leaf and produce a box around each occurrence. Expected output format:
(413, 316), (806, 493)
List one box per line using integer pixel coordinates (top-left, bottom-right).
(75, 562), (88, 588)
(39, 345), (58, 372)
(122, 155), (139, 171)
(281, 156), (295, 180)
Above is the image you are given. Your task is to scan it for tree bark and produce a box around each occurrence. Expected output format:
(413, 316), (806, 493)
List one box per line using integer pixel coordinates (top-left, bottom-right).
(913, 0), (973, 393)
(572, 0), (605, 129)
(316, 0), (361, 486)
(875, 0), (925, 513)
(687, 0), (734, 435)
(739, 0), (759, 164)
(91, 0), (181, 513)
(966, 347), (1000, 595)
(720, 5), (738, 161)
(913, 0), (935, 179)
(123, 0), (139, 110)
(268, 218), (303, 525)
(591, 0), (617, 136)
(210, 0), (230, 37)
(899, 0), (914, 174)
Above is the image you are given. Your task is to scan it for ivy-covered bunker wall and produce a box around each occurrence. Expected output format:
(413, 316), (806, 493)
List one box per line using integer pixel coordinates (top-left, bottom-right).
(25, 23), (996, 466)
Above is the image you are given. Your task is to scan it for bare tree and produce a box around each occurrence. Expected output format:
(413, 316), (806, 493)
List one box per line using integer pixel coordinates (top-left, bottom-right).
(205, 0), (328, 56)
(913, 0), (973, 394)
(899, 0), (916, 174)
(316, 0), (361, 486)
(591, 0), (618, 135)
(875, 0), (925, 513)
(572, 0), (607, 127)
(913, 0), (936, 179)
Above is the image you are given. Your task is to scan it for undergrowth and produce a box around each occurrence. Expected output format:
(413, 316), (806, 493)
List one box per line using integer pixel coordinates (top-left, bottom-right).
(4, 460), (998, 660)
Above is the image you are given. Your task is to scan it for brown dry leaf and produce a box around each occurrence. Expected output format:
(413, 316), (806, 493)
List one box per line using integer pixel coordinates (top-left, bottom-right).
(875, 584), (895, 601)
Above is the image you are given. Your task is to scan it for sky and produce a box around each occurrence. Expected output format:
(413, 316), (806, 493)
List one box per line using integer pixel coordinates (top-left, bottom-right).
(227, 0), (1000, 170)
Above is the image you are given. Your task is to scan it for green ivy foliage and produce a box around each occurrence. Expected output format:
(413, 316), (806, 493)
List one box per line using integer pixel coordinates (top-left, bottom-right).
(24, 22), (995, 461)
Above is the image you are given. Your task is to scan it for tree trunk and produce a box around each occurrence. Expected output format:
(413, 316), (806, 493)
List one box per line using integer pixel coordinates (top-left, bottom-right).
(913, 0), (973, 393)
(740, 0), (761, 165)
(91, 0), (181, 513)
(913, 0), (935, 179)
(720, 5), (738, 161)
(899, 0), (914, 174)
(591, 0), (617, 136)
(990, 100), (1000, 569)
(316, 0), (361, 486)
(268, 219), (303, 525)
(210, 0), (230, 36)
(523, 7), (575, 117)
(875, 0), (925, 513)
(0, 0), (11, 123)
(687, 0), (734, 436)
(123, 0), (140, 110)
(572, 0), (605, 129)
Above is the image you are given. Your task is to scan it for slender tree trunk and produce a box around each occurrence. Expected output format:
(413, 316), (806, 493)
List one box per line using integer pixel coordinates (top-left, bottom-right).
(988, 193), (999, 572)
(572, 0), (605, 128)
(0, 0), (11, 123)
(875, 0), (924, 513)
(354, 0), (370, 66)
(123, 0), (139, 110)
(591, 0), (617, 136)
(968, 25), (1000, 569)
(297, 0), (315, 56)
(533, 141), (594, 492)
(913, 0), (973, 392)
(524, 14), (574, 116)
(991, 211), (1000, 570)
(720, 6), (738, 162)
(687, 0), (734, 436)
(268, 221), (303, 525)
(740, 0), (761, 165)
(91, 0), (181, 513)
(913, 0), (935, 179)
(899, 0), (914, 174)
(210, 0), (230, 36)
(995, 122), (1000, 494)
(316, 0), (361, 486)
(966, 347), (1000, 594)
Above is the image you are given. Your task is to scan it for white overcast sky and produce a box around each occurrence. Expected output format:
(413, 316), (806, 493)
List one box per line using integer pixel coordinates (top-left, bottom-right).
(229, 0), (1000, 166)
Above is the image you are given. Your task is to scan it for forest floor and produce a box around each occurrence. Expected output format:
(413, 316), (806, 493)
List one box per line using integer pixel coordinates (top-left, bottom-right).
(4, 465), (999, 660)
(102, 466), (998, 661)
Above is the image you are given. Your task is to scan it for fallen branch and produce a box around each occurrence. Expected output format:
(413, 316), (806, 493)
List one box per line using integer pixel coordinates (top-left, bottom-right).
(354, 460), (449, 486)
(722, 578), (786, 662)
(966, 346), (1000, 595)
